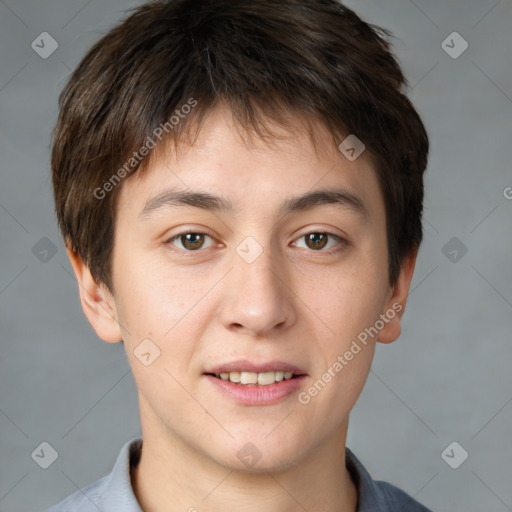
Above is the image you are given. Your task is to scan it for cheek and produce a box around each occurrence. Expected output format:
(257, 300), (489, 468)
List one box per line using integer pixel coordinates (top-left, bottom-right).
(117, 281), (198, 342)
(310, 260), (388, 349)
(300, 273), (380, 422)
(301, 259), (387, 409)
(112, 254), (213, 374)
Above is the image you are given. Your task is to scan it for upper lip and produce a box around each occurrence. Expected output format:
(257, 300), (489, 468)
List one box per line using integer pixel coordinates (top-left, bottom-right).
(205, 360), (307, 375)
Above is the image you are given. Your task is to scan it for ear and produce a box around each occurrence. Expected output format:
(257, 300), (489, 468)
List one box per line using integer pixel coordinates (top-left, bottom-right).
(377, 248), (418, 344)
(66, 247), (123, 343)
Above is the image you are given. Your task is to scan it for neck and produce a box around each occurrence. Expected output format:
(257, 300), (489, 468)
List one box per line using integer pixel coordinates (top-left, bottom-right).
(131, 400), (358, 512)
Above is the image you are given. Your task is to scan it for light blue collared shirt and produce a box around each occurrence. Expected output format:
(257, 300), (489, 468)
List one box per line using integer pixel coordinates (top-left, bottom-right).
(44, 437), (432, 511)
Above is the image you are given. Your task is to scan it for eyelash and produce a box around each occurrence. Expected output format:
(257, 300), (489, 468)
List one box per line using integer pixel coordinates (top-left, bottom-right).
(165, 231), (349, 255)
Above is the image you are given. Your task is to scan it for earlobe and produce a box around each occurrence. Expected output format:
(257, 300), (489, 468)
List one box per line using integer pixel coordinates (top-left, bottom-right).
(377, 248), (418, 344)
(66, 247), (123, 343)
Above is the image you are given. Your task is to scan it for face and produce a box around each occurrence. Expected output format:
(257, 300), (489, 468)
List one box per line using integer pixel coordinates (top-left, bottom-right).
(75, 104), (415, 473)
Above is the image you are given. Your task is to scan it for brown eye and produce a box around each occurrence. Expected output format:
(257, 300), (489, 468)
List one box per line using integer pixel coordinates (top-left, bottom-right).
(167, 232), (214, 251)
(180, 233), (205, 250)
(305, 233), (329, 250)
(294, 232), (348, 253)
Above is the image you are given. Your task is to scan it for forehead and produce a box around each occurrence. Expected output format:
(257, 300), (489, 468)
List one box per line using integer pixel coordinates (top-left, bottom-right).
(117, 104), (384, 221)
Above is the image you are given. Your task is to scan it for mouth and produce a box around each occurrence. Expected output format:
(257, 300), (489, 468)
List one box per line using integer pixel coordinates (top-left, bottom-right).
(203, 361), (307, 405)
(206, 370), (300, 386)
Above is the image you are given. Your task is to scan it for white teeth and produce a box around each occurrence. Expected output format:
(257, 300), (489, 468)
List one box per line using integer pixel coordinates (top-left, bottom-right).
(257, 372), (275, 385)
(240, 372), (258, 384)
(214, 371), (296, 385)
(229, 371), (241, 383)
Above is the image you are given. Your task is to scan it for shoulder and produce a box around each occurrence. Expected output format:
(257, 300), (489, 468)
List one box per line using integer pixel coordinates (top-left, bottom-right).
(43, 437), (142, 512)
(345, 447), (433, 512)
(372, 479), (432, 511)
(43, 476), (107, 512)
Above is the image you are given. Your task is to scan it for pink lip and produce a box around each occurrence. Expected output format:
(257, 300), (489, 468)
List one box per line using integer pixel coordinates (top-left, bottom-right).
(205, 360), (307, 375)
(204, 374), (307, 406)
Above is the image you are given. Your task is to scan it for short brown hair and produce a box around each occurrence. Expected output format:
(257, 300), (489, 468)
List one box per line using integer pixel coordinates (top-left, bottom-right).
(51, 0), (429, 292)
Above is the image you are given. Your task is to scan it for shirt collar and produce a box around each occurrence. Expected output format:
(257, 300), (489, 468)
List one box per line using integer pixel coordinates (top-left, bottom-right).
(345, 446), (385, 509)
(103, 437), (381, 511)
(100, 436), (143, 511)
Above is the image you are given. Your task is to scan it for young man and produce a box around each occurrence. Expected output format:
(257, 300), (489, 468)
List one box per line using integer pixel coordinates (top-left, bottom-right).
(47, 0), (431, 510)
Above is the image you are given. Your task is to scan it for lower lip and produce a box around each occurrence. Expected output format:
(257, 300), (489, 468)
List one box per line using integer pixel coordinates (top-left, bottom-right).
(204, 375), (307, 406)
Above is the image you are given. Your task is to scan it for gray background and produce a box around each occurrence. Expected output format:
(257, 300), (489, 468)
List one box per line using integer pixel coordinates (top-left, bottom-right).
(1, 0), (511, 511)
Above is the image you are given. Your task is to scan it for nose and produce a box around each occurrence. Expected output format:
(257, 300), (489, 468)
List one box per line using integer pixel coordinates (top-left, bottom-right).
(218, 242), (297, 338)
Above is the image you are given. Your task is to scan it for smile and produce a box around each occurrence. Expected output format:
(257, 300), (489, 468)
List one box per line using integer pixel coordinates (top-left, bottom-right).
(211, 371), (296, 385)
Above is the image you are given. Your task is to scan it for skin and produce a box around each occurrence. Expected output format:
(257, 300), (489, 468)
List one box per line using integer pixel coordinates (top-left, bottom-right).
(68, 103), (417, 512)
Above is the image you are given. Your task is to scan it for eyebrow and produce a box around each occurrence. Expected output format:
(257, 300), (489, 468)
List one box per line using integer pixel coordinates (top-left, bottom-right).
(138, 187), (368, 220)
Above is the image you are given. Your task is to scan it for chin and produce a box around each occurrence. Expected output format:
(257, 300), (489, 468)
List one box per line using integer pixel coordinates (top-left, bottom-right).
(208, 436), (308, 474)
